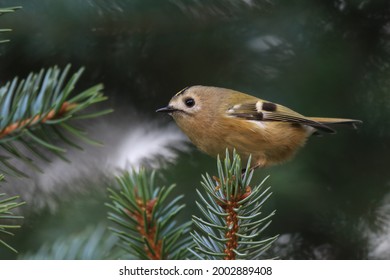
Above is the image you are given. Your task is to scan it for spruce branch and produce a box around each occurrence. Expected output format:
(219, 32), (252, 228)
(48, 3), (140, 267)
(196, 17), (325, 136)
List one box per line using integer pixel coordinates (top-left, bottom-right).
(0, 64), (112, 177)
(0, 6), (21, 44)
(0, 7), (21, 15)
(190, 149), (278, 260)
(19, 224), (124, 260)
(106, 169), (192, 260)
(0, 175), (25, 253)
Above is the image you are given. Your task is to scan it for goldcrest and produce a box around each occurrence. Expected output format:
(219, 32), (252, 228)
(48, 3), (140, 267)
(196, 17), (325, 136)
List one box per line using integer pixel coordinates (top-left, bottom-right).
(157, 86), (362, 168)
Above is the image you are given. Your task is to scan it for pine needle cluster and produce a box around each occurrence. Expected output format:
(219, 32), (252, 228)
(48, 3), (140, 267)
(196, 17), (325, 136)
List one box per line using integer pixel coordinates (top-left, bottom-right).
(190, 150), (277, 260)
(0, 65), (111, 177)
(107, 169), (193, 260)
(0, 177), (25, 253)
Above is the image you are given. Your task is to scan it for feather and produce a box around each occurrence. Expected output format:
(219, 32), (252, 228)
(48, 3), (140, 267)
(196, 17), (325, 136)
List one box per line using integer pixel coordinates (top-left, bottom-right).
(308, 117), (362, 129)
(227, 100), (336, 133)
(262, 111), (335, 133)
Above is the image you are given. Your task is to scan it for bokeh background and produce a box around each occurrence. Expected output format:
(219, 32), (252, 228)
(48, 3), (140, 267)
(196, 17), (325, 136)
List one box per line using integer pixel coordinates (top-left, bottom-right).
(1, 0), (389, 259)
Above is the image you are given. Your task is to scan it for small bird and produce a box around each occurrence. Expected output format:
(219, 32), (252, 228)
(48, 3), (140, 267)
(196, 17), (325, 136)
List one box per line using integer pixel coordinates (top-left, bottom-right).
(156, 86), (362, 169)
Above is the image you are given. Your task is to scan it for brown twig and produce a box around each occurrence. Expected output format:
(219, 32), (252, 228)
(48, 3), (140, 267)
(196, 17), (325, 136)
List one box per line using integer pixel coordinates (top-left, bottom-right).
(0, 102), (77, 139)
(125, 192), (162, 260)
(215, 176), (252, 260)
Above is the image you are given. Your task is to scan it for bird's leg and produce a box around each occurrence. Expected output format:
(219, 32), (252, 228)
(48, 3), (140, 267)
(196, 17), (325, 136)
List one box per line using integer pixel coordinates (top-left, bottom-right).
(241, 164), (260, 178)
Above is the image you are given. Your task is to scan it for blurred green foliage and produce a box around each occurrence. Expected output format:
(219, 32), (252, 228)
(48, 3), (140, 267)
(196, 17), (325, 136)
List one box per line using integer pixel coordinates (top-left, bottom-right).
(0, 0), (389, 259)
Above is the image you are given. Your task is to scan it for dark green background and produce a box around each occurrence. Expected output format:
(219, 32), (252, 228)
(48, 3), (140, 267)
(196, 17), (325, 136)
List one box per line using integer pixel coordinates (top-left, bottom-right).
(1, 0), (389, 259)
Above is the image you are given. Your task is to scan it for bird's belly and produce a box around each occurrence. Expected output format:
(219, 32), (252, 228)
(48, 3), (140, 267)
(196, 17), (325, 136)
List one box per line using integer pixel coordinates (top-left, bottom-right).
(220, 121), (310, 167)
(183, 119), (310, 168)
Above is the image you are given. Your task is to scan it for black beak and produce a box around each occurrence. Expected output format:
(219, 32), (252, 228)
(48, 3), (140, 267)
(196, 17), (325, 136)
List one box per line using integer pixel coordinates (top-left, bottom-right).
(156, 106), (177, 113)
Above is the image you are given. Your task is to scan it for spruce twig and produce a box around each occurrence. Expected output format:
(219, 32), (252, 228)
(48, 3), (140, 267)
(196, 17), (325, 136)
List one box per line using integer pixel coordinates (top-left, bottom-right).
(0, 175), (25, 253)
(190, 149), (278, 260)
(0, 65), (112, 177)
(106, 169), (193, 260)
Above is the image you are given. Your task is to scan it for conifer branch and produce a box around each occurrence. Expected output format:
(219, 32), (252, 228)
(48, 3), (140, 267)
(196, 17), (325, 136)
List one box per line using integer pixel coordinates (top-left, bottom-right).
(19, 224), (124, 260)
(0, 65), (112, 177)
(0, 6), (21, 43)
(190, 149), (278, 260)
(106, 169), (192, 260)
(0, 175), (25, 253)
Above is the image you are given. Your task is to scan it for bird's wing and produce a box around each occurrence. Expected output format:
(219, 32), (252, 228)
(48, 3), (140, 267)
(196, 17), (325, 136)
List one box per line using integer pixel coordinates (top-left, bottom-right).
(226, 99), (335, 133)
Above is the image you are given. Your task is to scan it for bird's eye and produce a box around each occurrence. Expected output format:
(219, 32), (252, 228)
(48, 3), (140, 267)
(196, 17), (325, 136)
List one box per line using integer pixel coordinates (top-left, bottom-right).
(184, 97), (195, 108)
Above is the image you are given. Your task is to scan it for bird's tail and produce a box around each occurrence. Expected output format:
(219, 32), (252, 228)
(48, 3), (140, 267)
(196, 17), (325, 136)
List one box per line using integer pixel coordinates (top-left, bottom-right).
(308, 117), (362, 133)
